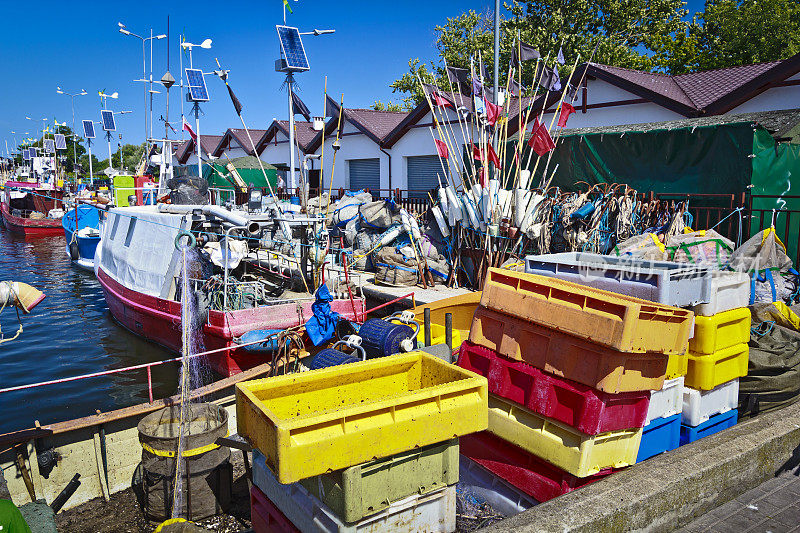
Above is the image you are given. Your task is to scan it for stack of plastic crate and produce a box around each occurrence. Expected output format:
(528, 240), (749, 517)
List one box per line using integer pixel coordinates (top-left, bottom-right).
(459, 267), (693, 502)
(235, 352), (489, 533)
(680, 272), (751, 444)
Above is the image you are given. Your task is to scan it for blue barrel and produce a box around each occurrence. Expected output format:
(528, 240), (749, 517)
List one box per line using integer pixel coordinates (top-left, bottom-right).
(310, 348), (359, 370)
(290, 196), (301, 205)
(358, 319), (416, 359)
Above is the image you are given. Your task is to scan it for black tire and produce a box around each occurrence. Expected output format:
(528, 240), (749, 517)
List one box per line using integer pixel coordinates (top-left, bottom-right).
(69, 242), (80, 261)
(310, 349), (359, 370)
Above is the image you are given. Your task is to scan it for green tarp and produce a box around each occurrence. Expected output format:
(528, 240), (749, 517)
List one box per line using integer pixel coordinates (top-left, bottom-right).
(207, 156), (277, 190)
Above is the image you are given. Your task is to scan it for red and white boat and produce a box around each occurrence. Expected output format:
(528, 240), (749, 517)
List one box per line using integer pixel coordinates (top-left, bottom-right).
(1, 181), (64, 237)
(95, 205), (364, 377)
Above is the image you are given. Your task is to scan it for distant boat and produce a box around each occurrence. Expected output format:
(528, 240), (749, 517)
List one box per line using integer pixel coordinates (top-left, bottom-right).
(62, 204), (101, 271)
(1, 181), (64, 237)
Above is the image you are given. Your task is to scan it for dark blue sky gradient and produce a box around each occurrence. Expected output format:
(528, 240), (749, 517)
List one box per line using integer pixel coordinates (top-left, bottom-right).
(0, 0), (706, 152)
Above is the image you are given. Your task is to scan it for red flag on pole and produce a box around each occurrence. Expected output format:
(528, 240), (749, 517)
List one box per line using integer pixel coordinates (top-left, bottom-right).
(528, 118), (555, 156)
(434, 139), (449, 159)
(486, 143), (500, 168)
(471, 142), (482, 161)
(182, 116), (197, 141)
(558, 102), (576, 128)
(433, 91), (453, 108)
(484, 98), (501, 126)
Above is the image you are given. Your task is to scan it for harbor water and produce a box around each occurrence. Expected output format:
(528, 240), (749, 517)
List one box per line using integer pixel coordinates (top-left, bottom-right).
(0, 229), (185, 435)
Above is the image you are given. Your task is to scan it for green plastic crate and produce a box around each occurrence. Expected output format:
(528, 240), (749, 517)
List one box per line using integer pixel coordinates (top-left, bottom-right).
(298, 439), (459, 523)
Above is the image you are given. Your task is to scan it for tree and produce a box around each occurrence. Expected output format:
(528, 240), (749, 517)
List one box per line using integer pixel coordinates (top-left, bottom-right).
(388, 1), (690, 108)
(96, 143), (147, 174)
(53, 126), (87, 174)
(371, 100), (405, 112)
(661, 0), (800, 74)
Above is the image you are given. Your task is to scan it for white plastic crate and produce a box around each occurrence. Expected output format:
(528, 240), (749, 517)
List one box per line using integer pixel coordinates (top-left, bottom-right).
(252, 449), (456, 533)
(645, 377), (684, 424)
(458, 456), (537, 517)
(690, 272), (750, 316)
(524, 252), (713, 307)
(682, 379), (739, 427)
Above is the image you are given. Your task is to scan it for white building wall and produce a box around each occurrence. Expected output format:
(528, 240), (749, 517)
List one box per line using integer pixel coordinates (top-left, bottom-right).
(315, 131), (387, 192)
(729, 73), (800, 114)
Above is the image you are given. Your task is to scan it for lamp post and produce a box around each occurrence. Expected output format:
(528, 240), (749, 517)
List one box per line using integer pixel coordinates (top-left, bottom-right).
(99, 91), (119, 174)
(56, 87), (88, 179)
(180, 37), (212, 182)
(118, 22), (166, 145)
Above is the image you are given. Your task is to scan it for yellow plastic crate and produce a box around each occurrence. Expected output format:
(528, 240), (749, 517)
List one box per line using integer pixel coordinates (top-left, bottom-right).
(685, 343), (749, 390)
(480, 268), (693, 355)
(665, 351), (688, 379)
(487, 394), (642, 478)
(689, 307), (751, 355)
(236, 352), (488, 484)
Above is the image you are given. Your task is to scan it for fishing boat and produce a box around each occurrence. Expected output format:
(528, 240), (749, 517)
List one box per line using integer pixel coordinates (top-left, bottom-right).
(62, 203), (101, 271)
(1, 181), (65, 237)
(95, 204), (365, 377)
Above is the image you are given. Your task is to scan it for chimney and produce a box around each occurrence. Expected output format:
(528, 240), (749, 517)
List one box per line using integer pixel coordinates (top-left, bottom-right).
(313, 116), (324, 131)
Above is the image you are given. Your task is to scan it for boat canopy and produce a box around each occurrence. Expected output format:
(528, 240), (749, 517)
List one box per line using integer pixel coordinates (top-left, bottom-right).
(98, 206), (189, 296)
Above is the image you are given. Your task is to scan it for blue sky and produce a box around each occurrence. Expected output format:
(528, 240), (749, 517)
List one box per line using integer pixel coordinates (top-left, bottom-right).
(0, 0), (705, 153)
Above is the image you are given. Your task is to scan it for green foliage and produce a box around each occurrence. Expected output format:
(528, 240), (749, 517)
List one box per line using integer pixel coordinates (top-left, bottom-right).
(96, 142), (147, 173)
(371, 100), (406, 112)
(388, 0), (800, 103)
(662, 0), (800, 74)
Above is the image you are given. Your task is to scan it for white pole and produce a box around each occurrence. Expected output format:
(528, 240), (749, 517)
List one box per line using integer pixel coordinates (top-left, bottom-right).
(142, 36), (147, 144)
(195, 104), (202, 182)
(287, 73), (296, 191)
(88, 139), (94, 186)
(149, 29), (154, 143)
(107, 133), (113, 174)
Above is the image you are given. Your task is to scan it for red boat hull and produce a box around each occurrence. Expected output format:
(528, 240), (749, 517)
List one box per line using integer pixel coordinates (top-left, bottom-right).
(97, 267), (366, 377)
(1, 202), (64, 237)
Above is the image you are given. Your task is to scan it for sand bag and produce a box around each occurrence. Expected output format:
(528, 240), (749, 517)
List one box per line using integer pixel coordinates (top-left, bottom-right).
(374, 248), (418, 287)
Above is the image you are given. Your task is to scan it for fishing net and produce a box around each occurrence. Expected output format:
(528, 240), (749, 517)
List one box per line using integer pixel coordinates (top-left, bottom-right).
(374, 248), (418, 287)
(729, 228), (797, 304)
(667, 229), (734, 267)
(613, 233), (669, 261)
(167, 176), (210, 205)
(359, 200), (396, 229)
(327, 191), (372, 227)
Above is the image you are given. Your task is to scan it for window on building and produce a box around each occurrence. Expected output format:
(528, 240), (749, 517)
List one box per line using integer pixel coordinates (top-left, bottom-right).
(407, 155), (447, 198)
(348, 158), (380, 192)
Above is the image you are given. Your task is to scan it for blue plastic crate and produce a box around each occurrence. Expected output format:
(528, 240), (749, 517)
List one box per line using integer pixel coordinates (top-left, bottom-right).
(680, 409), (738, 446)
(636, 414), (681, 462)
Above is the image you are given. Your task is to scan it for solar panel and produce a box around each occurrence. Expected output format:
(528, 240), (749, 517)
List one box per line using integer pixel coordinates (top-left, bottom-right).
(44, 139), (55, 154)
(54, 134), (66, 150)
(185, 68), (209, 102)
(101, 110), (116, 132)
(276, 26), (309, 71)
(83, 119), (96, 139)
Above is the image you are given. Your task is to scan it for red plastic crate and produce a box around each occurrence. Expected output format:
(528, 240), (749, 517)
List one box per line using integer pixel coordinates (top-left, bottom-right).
(458, 341), (650, 434)
(460, 432), (616, 503)
(251, 485), (300, 533)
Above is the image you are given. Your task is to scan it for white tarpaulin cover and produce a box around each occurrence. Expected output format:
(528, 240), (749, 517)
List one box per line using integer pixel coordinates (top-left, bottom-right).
(98, 206), (188, 296)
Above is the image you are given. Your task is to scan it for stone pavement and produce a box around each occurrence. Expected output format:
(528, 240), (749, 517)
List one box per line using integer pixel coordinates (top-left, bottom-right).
(680, 463), (800, 532)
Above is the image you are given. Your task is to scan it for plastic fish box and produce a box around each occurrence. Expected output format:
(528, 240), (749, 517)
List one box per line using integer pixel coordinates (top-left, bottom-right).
(487, 394), (643, 478)
(689, 307), (751, 355)
(458, 341), (649, 434)
(685, 343), (749, 391)
(469, 306), (668, 394)
(690, 272), (750, 316)
(636, 413), (681, 462)
(645, 377), (684, 425)
(298, 439), (459, 523)
(679, 409), (738, 445)
(524, 252), (713, 307)
(252, 449), (456, 533)
(236, 352), (488, 484)
(458, 455), (537, 516)
(480, 268), (694, 355)
(251, 485), (300, 533)
(682, 379), (739, 427)
(460, 432), (614, 503)
(665, 351), (688, 379)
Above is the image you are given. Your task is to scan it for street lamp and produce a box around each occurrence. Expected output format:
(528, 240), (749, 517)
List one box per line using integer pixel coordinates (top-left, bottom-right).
(56, 86), (88, 179)
(119, 22), (167, 145)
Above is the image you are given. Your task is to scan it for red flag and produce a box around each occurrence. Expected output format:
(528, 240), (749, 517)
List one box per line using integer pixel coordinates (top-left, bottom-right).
(434, 139), (449, 159)
(484, 98), (501, 126)
(486, 143), (500, 168)
(528, 119), (555, 156)
(558, 102), (576, 128)
(433, 92), (453, 108)
(472, 142), (482, 162)
(182, 116), (197, 141)
(479, 167), (488, 187)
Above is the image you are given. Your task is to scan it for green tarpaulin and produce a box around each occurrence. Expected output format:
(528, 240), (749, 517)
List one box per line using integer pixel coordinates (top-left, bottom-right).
(207, 156), (277, 190)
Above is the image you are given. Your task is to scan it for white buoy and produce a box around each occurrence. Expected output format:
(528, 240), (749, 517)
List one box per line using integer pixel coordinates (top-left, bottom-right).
(519, 169), (532, 190)
(379, 225), (402, 246)
(462, 194), (480, 229)
(444, 186), (462, 224)
(514, 189), (526, 227)
(437, 187), (449, 215)
(432, 205), (450, 237)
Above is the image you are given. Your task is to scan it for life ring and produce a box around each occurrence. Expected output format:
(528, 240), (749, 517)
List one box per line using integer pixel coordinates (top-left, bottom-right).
(174, 230), (196, 250)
